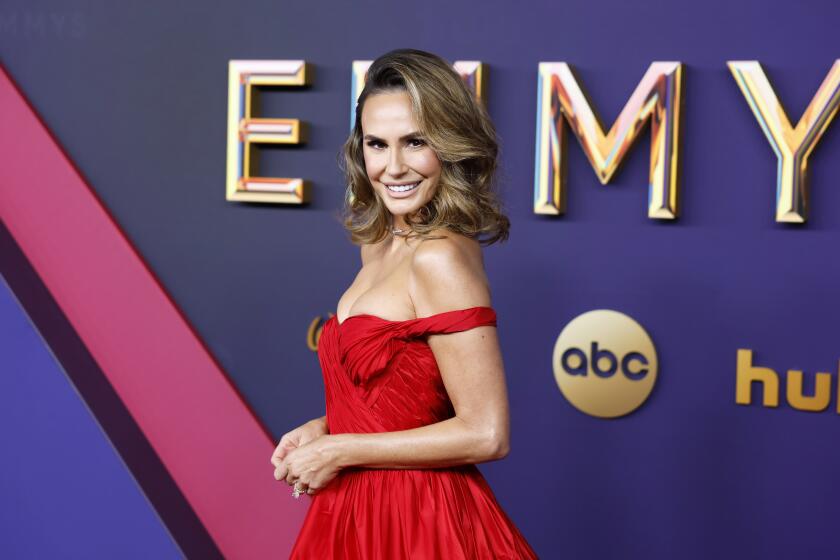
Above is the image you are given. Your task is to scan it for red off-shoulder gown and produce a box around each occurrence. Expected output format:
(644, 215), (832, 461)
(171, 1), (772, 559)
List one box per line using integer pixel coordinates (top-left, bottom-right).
(289, 306), (538, 559)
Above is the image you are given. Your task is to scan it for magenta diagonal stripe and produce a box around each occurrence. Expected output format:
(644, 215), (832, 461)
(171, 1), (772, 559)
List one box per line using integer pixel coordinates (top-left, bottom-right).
(0, 65), (306, 558)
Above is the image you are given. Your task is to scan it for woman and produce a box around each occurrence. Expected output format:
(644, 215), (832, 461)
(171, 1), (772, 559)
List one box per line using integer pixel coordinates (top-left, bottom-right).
(271, 49), (538, 559)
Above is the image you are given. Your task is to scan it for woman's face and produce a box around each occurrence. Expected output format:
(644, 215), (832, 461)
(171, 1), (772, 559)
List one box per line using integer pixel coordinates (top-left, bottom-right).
(361, 90), (442, 226)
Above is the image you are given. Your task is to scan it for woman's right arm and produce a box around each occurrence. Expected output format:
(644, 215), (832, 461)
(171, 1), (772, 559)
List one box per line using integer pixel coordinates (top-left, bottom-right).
(312, 415), (328, 433)
(269, 415), (328, 470)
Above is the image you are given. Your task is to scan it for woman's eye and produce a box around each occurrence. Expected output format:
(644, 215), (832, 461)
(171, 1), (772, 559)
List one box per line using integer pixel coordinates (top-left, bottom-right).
(366, 139), (424, 149)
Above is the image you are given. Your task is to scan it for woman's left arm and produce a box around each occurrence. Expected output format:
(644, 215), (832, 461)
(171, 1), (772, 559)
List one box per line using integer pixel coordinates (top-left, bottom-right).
(335, 311), (510, 469)
(277, 238), (511, 490)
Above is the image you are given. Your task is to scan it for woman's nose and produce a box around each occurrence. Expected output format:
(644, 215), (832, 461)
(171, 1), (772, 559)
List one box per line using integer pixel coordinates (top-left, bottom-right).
(386, 148), (407, 176)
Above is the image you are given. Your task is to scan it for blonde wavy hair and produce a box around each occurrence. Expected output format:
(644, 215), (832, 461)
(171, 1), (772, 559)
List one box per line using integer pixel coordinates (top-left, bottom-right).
(339, 48), (510, 246)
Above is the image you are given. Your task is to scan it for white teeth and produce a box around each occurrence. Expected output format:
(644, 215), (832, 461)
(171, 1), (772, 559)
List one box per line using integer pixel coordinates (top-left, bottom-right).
(386, 182), (420, 192)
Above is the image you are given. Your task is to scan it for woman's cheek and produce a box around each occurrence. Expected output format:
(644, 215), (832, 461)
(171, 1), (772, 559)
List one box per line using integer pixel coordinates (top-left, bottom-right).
(415, 150), (441, 176)
(365, 154), (385, 177)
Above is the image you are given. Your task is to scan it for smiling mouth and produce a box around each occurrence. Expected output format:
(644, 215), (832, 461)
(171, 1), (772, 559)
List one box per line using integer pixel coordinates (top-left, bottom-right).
(385, 181), (421, 193)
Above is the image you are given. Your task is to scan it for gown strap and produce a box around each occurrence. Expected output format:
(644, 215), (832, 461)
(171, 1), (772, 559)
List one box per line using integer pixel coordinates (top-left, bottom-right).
(402, 305), (497, 338)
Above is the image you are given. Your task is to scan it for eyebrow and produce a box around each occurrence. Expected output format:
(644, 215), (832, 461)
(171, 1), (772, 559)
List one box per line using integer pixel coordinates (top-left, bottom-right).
(363, 132), (422, 142)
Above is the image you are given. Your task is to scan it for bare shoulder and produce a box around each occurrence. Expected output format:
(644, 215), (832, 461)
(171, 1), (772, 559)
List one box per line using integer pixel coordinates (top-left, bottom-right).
(409, 230), (491, 316)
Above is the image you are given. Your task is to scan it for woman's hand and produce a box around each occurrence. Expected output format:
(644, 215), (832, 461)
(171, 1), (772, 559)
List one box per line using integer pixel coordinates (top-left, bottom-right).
(270, 416), (327, 477)
(274, 434), (345, 495)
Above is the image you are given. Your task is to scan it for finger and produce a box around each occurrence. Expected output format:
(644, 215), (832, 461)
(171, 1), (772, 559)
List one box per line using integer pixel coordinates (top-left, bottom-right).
(271, 441), (296, 464)
(291, 481), (309, 498)
(271, 446), (292, 467)
(274, 463), (288, 481)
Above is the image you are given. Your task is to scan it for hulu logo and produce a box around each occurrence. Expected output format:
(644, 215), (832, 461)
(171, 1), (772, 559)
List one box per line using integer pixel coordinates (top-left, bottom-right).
(735, 349), (839, 413)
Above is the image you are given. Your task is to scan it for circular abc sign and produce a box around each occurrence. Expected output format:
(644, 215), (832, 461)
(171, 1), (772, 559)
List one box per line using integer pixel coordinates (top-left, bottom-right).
(552, 309), (658, 418)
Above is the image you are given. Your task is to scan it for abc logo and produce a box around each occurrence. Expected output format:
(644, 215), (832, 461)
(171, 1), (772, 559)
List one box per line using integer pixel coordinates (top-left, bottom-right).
(552, 310), (658, 418)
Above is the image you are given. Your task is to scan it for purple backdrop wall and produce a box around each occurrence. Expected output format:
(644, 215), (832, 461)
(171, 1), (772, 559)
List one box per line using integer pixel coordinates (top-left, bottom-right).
(2, 0), (839, 557)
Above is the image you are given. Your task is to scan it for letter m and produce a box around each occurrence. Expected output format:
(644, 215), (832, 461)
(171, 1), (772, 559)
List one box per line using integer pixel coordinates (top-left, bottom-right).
(534, 62), (683, 219)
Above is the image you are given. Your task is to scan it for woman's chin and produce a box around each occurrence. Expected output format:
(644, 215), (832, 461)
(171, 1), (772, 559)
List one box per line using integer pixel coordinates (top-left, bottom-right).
(384, 200), (424, 217)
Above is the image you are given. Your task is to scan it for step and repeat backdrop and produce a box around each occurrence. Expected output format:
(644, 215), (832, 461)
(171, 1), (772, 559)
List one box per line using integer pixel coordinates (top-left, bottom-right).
(2, 0), (839, 557)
